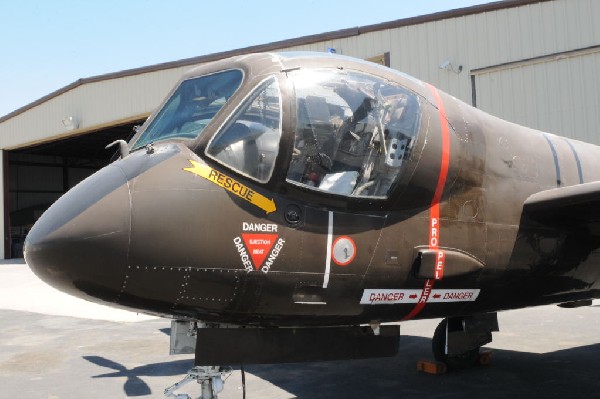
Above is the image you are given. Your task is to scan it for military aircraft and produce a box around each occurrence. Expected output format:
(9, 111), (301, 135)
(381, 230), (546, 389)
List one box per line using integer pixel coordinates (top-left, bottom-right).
(24, 52), (600, 398)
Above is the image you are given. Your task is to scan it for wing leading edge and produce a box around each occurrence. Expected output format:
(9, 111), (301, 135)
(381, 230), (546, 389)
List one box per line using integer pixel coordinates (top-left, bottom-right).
(524, 181), (600, 235)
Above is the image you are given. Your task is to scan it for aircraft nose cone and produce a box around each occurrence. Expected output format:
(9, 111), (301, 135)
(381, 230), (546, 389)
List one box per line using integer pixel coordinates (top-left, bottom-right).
(24, 164), (131, 303)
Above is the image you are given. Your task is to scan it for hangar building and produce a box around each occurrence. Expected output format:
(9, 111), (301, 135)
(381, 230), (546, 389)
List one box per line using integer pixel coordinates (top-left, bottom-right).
(0, 0), (598, 258)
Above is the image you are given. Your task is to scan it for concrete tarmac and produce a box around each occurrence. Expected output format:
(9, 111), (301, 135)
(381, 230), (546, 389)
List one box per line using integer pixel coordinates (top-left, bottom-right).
(2, 259), (600, 398)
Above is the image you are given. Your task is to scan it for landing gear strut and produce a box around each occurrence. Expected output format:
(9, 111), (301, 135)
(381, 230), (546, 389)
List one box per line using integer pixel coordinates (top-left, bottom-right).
(164, 366), (232, 399)
(431, 313), (498, 369)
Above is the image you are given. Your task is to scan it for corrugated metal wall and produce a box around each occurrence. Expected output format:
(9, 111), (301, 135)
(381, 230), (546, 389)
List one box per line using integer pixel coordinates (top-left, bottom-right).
(474, 48), (600, 143)
(279, 0), (600, 141)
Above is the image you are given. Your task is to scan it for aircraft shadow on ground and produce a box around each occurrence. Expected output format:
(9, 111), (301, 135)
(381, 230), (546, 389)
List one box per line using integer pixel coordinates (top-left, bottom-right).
(81, 334), (600, 398)
(245, 335), (600, 399)
(83, 355), (193, 397)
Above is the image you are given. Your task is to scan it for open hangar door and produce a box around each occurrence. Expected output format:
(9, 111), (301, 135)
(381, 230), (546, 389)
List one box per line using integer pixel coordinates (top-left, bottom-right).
(5, 120), (144, 258)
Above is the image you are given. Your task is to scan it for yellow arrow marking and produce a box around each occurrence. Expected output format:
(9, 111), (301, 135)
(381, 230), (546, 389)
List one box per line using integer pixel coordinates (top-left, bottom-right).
(183, 160), (277, 214)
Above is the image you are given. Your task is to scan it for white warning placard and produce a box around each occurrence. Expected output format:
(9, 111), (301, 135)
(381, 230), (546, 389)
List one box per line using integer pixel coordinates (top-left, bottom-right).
(360, 289), (480, 305)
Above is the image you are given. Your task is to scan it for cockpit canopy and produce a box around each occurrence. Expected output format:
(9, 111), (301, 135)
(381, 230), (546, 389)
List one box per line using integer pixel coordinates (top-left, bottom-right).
(131, 57), (422, 200)
(286, 68), (420, 198)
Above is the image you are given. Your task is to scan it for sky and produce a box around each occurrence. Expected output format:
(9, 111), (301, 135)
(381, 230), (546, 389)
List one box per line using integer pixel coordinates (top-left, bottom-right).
(0, 0), (492, 118)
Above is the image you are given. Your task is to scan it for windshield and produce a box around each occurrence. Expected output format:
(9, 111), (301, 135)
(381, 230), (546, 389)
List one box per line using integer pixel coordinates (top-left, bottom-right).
(132, 69), (243, 150)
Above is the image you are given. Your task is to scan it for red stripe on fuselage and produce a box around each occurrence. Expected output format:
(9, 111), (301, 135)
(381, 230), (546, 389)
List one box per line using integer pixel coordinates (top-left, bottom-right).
(402, 84), (450, 321)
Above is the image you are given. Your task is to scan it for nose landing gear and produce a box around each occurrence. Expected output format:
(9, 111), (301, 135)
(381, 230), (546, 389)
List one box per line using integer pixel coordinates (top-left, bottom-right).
(164, 366), (232, 399)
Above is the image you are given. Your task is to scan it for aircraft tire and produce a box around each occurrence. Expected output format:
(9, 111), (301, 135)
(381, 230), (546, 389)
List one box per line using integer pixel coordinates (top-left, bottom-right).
(432, 318), (480, 369)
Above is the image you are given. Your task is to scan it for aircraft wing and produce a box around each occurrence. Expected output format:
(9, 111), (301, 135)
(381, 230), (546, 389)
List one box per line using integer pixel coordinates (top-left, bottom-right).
(523, 181), (600, 235)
